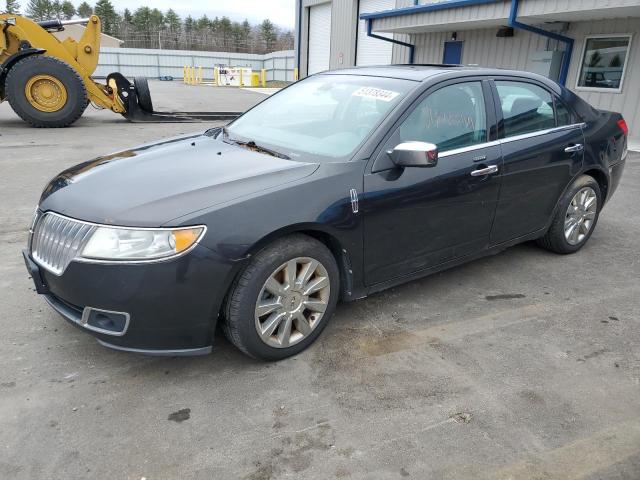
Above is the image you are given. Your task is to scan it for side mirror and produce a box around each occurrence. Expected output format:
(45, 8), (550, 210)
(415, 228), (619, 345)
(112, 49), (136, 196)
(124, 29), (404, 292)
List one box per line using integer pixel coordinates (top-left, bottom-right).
(388, 142), (438, 168)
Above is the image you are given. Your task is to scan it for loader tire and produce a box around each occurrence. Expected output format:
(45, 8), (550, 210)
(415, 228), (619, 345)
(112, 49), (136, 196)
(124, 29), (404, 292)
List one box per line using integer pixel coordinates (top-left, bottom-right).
(5, 55), (87, 128)
(134, 77), (153, 113)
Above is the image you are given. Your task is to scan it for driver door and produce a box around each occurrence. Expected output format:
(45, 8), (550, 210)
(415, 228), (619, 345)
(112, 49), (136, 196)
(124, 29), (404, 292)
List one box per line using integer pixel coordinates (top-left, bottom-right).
(363, 80), (502, 285)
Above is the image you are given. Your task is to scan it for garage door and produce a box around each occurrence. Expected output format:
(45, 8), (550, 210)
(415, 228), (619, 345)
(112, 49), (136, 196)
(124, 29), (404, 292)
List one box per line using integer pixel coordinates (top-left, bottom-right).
(308, 2), (332, 74)
(356, 0), (394, 66)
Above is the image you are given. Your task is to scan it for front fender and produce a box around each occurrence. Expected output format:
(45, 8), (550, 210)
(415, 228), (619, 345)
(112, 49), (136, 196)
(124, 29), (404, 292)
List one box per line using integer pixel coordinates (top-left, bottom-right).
(0, 48), (45, 99)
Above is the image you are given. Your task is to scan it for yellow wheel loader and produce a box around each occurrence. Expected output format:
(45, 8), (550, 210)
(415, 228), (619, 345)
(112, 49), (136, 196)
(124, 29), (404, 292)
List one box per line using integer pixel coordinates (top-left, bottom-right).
(0, 14), (240, 127)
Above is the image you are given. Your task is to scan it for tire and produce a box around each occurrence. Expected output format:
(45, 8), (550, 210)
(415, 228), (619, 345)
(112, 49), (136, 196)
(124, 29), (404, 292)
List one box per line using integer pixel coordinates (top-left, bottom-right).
(537, 174), (602, 254)
(222, 234), (340, 361)
(133, 76), (153, 112)
(5, 55), (87, 128)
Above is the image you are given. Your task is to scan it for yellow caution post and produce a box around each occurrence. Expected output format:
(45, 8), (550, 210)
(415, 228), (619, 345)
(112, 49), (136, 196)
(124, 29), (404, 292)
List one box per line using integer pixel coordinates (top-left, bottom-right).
(294, 67), (299, 81)
(261, 69), (266, 88)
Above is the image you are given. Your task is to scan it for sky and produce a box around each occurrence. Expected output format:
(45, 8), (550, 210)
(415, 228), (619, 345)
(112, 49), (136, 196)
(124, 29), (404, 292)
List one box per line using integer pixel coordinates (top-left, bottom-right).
(109, 0), (296, 29)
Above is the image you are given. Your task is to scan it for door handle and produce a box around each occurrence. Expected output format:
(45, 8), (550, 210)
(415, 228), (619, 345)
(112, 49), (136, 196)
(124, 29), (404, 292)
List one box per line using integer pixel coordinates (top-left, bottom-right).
(470, 165), (499, 177)
(564, 143), (584, 153)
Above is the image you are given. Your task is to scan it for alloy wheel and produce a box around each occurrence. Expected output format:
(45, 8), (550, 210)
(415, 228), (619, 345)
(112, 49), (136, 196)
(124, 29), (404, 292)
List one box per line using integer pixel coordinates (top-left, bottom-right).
(255, 257), (330, 348)
(564, 186), (597, 246)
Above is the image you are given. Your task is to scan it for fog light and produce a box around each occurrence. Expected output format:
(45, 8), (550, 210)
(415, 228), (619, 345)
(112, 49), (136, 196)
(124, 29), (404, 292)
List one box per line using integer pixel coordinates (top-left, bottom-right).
(81, 307), (130, 336)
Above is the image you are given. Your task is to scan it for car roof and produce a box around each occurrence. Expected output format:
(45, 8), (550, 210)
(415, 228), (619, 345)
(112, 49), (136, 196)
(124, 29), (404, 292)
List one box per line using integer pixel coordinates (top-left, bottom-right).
(322, 64), (557, 87)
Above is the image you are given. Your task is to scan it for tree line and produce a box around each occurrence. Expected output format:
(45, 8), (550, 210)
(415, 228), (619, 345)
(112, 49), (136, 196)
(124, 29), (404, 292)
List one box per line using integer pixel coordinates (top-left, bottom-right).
(2, 0), (294, 54)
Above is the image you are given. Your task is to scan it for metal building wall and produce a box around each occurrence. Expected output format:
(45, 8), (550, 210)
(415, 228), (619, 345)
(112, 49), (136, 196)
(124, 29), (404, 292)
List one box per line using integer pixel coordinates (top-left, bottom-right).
(565, 17), (640, 145)
(399, 18), (640, 143)
(297, 0), (410, 76)
(376, 1), (511, 33)
(408, 28), (548, 69)
(392, 0), (414, 63)
(297, 0), (333, 77)
(518, 0), (640, 16)
(95, 48), (295, 82)
(330, 0), (359, 69)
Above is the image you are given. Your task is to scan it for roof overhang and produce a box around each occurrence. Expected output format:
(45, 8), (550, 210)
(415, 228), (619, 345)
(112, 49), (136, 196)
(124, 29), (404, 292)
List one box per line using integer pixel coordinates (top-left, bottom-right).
(363, 0), (640, 35)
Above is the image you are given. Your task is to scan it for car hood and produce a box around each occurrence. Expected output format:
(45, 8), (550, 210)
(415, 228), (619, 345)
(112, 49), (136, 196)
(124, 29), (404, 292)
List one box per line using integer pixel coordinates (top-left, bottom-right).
(39, 132), (319, 226)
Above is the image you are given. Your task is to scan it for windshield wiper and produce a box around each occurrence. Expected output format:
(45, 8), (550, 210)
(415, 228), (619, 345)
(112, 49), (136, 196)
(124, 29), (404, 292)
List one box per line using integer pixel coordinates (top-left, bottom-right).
(236, 140), (290, 159)
(221, 127), (290, 159)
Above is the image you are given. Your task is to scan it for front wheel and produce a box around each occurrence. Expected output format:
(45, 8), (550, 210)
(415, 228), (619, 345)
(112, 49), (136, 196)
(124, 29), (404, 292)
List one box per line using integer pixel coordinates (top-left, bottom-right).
(5, 55), (87, 128)
(537, 175), (602, 254)
(222, 234), (339, 360)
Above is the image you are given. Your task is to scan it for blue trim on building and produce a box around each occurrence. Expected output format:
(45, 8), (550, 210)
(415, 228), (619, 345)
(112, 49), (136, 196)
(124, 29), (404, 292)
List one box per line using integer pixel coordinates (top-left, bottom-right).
(358, 0), (575, 86)
(366, 19), (415, 64)
(508, 0), (574, 85)
(359, 0), (500, 21)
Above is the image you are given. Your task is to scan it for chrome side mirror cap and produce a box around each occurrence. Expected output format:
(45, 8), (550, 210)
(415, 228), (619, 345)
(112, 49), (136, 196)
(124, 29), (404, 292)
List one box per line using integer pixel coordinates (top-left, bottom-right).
(388, 142), (438, 168)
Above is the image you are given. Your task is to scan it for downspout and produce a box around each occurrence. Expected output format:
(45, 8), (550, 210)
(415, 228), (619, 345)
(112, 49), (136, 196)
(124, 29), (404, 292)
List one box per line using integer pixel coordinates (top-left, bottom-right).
(508, 0), (573, 85)
(366, 18), (415, 64)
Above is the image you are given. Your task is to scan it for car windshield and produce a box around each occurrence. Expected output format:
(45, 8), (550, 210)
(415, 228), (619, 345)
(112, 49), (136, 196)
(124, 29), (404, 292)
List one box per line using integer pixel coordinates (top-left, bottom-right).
(226, 74), (415, 159)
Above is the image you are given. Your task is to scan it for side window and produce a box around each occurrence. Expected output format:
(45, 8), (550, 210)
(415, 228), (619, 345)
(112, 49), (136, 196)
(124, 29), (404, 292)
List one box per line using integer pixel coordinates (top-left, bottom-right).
(399, 82), (487, 151)
(495, 81), (556, 137)
(555, 99), (572, 126)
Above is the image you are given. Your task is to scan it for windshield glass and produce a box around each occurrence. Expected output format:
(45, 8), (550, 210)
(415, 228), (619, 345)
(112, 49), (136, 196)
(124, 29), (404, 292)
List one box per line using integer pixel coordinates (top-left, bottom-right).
(227, 75), (415, 159)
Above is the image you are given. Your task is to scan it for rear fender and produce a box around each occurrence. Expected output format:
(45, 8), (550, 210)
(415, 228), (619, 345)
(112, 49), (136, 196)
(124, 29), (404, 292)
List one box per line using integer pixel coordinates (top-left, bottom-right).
(0, 48), (44, 99)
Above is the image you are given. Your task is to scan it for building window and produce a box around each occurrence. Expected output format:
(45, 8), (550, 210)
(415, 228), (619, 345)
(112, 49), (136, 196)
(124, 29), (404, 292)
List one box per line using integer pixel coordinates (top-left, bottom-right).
(577, 35), (632, 92)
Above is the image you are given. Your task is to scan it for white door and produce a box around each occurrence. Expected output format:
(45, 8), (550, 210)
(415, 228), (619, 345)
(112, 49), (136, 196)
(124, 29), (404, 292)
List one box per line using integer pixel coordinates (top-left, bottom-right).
(308, 2), (332, 74)
(356, 0), (394, 66)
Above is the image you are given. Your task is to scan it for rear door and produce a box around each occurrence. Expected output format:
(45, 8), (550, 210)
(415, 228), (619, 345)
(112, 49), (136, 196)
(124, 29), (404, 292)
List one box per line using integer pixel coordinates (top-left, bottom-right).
(490, 79), (585, 244)
(363, 79), (502, 285)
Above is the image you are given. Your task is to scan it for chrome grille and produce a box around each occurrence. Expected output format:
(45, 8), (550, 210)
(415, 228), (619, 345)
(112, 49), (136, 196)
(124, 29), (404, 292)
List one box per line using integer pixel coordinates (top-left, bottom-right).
(31, 212), (96, 275)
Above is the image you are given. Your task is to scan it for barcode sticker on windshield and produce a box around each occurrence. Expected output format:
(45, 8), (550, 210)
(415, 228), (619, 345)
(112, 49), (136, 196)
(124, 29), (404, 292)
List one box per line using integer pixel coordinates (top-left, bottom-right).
(352, 87), (400, 102)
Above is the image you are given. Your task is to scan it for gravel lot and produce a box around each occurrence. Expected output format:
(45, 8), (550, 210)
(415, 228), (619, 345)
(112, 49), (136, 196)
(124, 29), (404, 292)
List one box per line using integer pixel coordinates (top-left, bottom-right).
(1, 81), (639, 480)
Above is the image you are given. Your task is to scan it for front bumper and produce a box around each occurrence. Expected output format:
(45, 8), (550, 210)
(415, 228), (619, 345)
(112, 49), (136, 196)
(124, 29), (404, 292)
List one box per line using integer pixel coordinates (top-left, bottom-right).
(23, 245), (238, 355)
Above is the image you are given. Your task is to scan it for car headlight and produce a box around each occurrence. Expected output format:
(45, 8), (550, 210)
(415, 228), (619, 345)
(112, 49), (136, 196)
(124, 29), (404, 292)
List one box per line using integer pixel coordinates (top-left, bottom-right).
(80, 225), (206, 261)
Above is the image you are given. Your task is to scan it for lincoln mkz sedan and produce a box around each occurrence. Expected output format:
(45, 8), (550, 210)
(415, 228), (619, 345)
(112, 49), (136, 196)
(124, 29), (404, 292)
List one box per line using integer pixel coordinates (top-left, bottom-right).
(23, 66), (628, 360)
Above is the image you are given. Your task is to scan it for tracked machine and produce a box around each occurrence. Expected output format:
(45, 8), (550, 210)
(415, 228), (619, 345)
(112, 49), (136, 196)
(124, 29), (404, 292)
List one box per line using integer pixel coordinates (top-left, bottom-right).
(0, 14), (240, 127)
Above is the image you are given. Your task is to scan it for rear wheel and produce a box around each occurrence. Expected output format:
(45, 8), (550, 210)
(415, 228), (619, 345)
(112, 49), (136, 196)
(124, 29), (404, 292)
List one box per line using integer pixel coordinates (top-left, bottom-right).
(134, 76), (153, 113)
(222, 234), (339, 360)
(537, 175), (602, 254)
(5, 55), (87, 128)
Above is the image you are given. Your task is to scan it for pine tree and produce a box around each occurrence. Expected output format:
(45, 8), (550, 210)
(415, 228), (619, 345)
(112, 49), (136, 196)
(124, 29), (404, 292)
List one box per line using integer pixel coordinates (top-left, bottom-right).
(122, 7), (132, 24)
(25, 0), (53, 20)
(259, 19), (278, 53)
(94, 0), (119, 36)
(5, 0), (21, 14)
(76, 1), (91, 18)
(183, 15), (194, 32)
(165, 9), (180, 31)
(50, 0), (62, 18)
(60, 0), (75, 19)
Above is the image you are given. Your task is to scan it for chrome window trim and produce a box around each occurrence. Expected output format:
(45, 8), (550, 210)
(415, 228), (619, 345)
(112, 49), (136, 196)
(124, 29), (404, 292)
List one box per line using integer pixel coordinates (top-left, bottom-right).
(434, 123), (585, 157)
(32, 211), (207, 275)
(81, 307), (131, 337)
(499, 123), (586, 145)
(439, 140), (501, 158)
